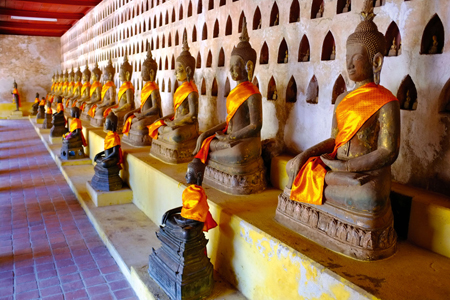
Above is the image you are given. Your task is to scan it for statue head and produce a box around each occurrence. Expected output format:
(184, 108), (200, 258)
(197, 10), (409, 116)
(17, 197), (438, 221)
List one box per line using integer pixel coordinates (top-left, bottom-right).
(142, 45), (157, 82)
(82, 61), (91, 83)
(230, 17), (257, 82)
(70, 106), (81, 119)
(92, 60), (102, 82)
(63, 69), (69, 82)
(186, 158), (206, 186)
(103, 55), (115, 82)
(346, 0), (385, 85)
(119, 50), (133, 82)
(36, 92), (39, 98)
(175, 31), (195, 82)
(105, 111), (118, 132)
(68, 67), (74, 82)
(55, 95), (62, 104)
(75, 65), (82, 83)
(13, 79), (17, 88)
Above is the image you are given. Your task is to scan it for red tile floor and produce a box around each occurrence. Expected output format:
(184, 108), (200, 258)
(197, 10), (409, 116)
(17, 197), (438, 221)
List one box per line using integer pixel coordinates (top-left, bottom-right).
(0, 120), (138, 300)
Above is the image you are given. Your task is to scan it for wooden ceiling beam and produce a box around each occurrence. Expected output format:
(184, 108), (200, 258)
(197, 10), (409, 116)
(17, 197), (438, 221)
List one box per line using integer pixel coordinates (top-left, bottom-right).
(16, 0), (101, 7)
(0, 21), (71, 30)
(0, 28), (62, 37)
(0, 8), (84, 20)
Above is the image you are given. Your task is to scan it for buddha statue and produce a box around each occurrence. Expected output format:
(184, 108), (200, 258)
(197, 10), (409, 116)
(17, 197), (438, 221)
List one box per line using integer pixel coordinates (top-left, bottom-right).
(148, 33), (199, 163)
(403, 90), (411, 110)
(192, 18), (266, 195)
(303, 49), (310, 62)
(272, 89), (278, 100)
(91, 112), (124, 191)
(111, 51), (135, 132)
(76, 61), (92, 113)
(50, 96), (68, 138)
(61, 107), (87, 160)
(330, 44), (336, 60)
(42, 101), (53, 129)
(81, 61), (103, 121)
(273, 13), (279, 26)
(66, 66), (83, 110)
(36, 97), (46, 120)
(55, 70), (67, 98)
(31, 92), (39, 116)
(316, 2), (324, 18)
(46, 74), (56, 105)
(122, 47), (162, 146)
(276, 0), (400, 260)
(149, 158), (216, 300)
(343, 0), (350, 13)
(388, 37), (397, 56)
(284, 50), (289, 63)
(428, 35), (439, 54)
(11, 80), (20, 111)
(90, 56), (117, 127)
(63, 67), (76, 115)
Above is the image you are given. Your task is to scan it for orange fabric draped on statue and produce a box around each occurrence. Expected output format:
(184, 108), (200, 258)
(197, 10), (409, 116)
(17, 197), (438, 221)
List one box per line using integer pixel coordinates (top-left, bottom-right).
(34, 97), (39, 103)
(57, 103), (64, 113)
(147, 81), (198, 139)
(180, 185), (217, 232)
(46, 107), (52, 114)
(88, 105), (97, 118)
(103, 81), (134, 118)
(64, 118), (87, 146)
(39, 99), (46, 106)
(195, 81), (260, 164)
(123, 81), (158, 135)
(104, 131), (124, 168)
(81, 82), (91, 96)
(90, 81), (102, 97)
(290, 82), (398, 205)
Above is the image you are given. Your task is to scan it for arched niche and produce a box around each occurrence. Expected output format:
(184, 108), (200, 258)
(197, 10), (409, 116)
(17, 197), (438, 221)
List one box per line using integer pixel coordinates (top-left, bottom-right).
(252, 77), (259, 90)
(213, 19), (219, 38)
(286, 76), (297, 103)
(260, 42), (269, 65)
(156, 36), (159, 49)
(311, 0), (324, 19)
(212, 78), (218, 97)
(306, 75), (319, 104)
(218, 48), (225, 67)
(162, 35), (165, 48)
(385, 21), (402, 56)
(220, 0), (226, 6)
(197, 0), (202, 14)
(289, 0), (300, 23)
(253, 6), (261, 30)
(206, 50), (212, 67)
(373, 0), (385, 7)
(159, 57), (162, 70)
(420, 14), (445, 55)
(332, 74), (346, 104)
(226, 16), (232, 36)
(224, 77), (231, 97)
(267, 76), (277, 100)
(202, 23), (208, 40)
(196, 52), (202, 68)
(168, 32), (172, 47)
(201, 78), (206, 95)
(321, 31), (336, 61)
(172, 7), (176, 22)
(188, 0), (192, 17)
(165, 10), (169, 24)
(192, 25), (197, 42)
(168, 78), (172, 93)
(438, 78), (450, 113)
(162, 79), (165, 92)
(151, 38), (154, 50)
(208, 0), (214, 10)
(239, 11), (245, 33)
(153, 15), (157, 28)
(179, 4), (184, 21)
(159, 12), (163, 26)
(175, 30), (179, 45)
(171, 55), (175, 70)
(270, 2), (279, 27)
(337, 0), (351, 14)
(278, 39), (289, 64)
(397, 75), (418, 110)
(165, 56), (168, 70)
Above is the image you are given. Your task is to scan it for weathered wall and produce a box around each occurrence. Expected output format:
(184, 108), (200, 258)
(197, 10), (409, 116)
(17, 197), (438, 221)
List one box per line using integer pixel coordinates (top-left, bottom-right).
(60, 0), (450, 196)
(0, 35), (61, 108)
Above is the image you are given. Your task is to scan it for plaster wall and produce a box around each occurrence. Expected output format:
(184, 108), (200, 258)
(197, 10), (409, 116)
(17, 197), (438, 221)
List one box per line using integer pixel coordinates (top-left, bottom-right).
(60, 0), (450, 196)
(0, 35), (61, 108)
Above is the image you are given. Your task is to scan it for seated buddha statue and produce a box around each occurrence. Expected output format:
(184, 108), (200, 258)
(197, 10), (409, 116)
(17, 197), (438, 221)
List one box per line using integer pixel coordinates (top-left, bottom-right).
(122, 47), (161, 146)
(61, 107), (87, 160)
(76, 61), (92, 113)
(193, 18), (266, 195)
(81, 61), (102, 121)
(55, 71), (67, 98)
(111, 51), (135, 132)
(148, 34), (199, 163)
(50, 72), (62, 110)
(50, 96), (68, 138)
(276, 0), (400, 261)
(36, 97), (46, 120)
(11, 80), (21, 111)
(90, 57), (117, 127)
(63, 67), (76, 116)
(90, 112), (124, 191)
(42, 101), (53, 129)
(66, 66), (83, 110)
(45, 74), (56, 105)
(31, 93), (39, 116)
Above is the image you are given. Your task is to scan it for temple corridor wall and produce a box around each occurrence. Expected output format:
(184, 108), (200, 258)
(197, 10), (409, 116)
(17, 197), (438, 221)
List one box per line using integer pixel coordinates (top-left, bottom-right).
(60, 0), (450, 196)
(0, 35), (61, 106)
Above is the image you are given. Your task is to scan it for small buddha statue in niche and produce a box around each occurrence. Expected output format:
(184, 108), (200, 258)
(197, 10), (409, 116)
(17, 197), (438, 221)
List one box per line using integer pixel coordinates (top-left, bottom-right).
(303, 49), (310, 62)
(343, 0), (351, 13)
(90, 56), (117, 128)
(403, 90), (411, 109)
(277, 0), (400, 260)
(330, 45), (336, 60)
(428, 35), (439, 54)
(31, 93), (39, 115)
(111, 51), (135, 132)
(91, 112), (124, 191)
(61, 107), (87, 160)
(316, 2), (324, 18)
(42, 101), (53, 129)
(272, 89), (278, 100)
(82, 61), (103, 121)
(192, 18), (266, 195)
(11, 80), (20, 111)
(284, 50), (289, 63)
(76, 61), (92, 112)
(50, 96), (68, 138)
(122, 47), (162, 146)
(148, 33), (199, 164)
(273, 13), (279, 26)
(66, 66), (83, 109)
(388, 38), (397, 56)
(257, 19), (262, 29)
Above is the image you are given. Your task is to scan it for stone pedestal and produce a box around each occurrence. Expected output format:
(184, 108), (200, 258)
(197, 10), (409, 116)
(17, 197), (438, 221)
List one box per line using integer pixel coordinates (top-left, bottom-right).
(275, 188), (397, 261)
(80, 111), (90, 122)
(122, 129), (153, 147)
(90, 115), (105, 128)
(148, 216), (214, 300)
(42, 114), (53, 129)
(60, 138), (85, 160)
(150, 139), (196, 164)
(86, 180), (132, 207)
(90, 164), (123, 191)
(7, 110), (23, 119)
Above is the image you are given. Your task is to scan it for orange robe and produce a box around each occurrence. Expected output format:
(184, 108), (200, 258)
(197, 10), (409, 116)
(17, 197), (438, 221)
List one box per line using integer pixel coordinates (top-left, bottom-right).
(103, 81), (134, 118)
(34, 97), (39, 103)
(39, 99), (46, 106)
(88, 81), (112, 118)
(12, 88), (21, 107)
(148, 81), (198, 139)
(104, 131), (124, 168)
(290, 82), (398, 205)
(64, 118), (87, 146)
(180, 184), (217, 232)
(79, 82), (91, 111)
(57, 103), (64, 113)
(195, 81), (260, 164)
(46, 107), (52, 114)
(123, 81), (159, 135)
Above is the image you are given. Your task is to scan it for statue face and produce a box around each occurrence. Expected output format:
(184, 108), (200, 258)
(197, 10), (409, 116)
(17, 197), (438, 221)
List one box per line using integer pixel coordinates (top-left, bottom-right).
(105, 118), (113, 131)
(92, 73), (98, 82)
(346, 43), (373, 83)
(185, 168), (197, 185)
(229, 55), (246, 82)
(68, 74), (73, 82)
(175, 62), (187, 82)
(119, 69), (130, 82)
(75, 74), (81, 82)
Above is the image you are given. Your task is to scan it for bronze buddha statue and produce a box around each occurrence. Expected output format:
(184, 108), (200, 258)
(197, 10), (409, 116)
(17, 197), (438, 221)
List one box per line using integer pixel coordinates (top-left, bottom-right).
(50, 96), (68, 138)
(63, 67), (76, 116)
(66, 66), (83, 110)
(11, 80), (20, 111)
(61, 107), (87, 160)
(81, 61), (103, 121)
(276, 0), (400, 261)
(192, 18), (266, 195)
(122, 47), (162, 146)
(148, 33), (199, 163)
(36, 97), (46, 120)
(76, 61), (92, 114)
(42, 101), (53, 129)
(31, 92), (40, 116)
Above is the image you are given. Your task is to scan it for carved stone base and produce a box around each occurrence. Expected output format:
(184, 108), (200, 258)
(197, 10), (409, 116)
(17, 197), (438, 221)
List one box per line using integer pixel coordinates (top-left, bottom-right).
(90, 116), (104, 128)
(50, 114), (67, 138)
(90, 164), (123, 192)
(150, 138), (196, 164)
(60, 139), (85, 160)
(275, 188), (397, 261)
(203, 157), (266, 195)
(80, 111), (90, 122)
(122, 129), (152, 147)
(42, 114), (53, 129)
(148, 216), (214, 300)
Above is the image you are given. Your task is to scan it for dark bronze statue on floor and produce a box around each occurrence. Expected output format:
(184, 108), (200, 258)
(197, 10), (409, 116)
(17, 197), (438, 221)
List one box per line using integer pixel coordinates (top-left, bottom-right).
(61, 107), (87, 160)
(275, 0), (400, 261)
(91, 112), (124, 191)
(148, 33), (199, 163)
(149, 158), (216, 300)
(192, 18), (266, 195)
(122, 47), (161, 146)
(50, 96), (68, 138)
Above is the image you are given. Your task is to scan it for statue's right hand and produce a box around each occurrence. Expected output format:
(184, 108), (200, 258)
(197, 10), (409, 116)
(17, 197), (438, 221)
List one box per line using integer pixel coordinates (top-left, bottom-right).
(193, 133), (205, 155)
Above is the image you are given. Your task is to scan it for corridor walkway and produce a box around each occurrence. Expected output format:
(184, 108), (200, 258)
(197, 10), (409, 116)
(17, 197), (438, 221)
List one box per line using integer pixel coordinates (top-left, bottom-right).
(0, 120), (138, 300)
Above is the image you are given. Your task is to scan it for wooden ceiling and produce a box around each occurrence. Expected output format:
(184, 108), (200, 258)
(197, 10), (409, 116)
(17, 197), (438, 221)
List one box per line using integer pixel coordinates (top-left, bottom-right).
(0, 0), (103, 37)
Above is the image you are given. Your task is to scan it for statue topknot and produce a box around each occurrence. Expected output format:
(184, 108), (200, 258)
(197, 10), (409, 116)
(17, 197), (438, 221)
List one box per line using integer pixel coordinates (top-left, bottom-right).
(176, 30), (196, 77)
(231, 17), (257, 67)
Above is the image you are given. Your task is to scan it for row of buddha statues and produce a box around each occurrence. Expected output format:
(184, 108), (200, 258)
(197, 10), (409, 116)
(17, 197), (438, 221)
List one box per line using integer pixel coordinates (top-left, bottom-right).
(33, 2), (401, 297)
